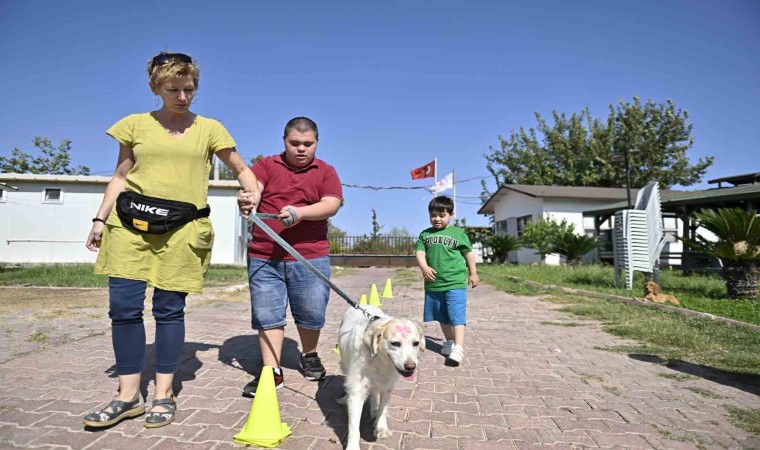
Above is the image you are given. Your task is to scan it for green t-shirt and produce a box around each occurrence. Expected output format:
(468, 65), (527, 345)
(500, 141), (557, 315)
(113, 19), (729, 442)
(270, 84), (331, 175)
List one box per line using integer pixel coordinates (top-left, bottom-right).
(416, 226), (472, 292)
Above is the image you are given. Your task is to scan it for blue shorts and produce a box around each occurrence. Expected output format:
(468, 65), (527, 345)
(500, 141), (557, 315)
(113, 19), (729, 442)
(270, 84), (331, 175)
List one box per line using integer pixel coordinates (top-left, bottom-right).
(247, 256), (331, 330)
(424, 289), (467, 326)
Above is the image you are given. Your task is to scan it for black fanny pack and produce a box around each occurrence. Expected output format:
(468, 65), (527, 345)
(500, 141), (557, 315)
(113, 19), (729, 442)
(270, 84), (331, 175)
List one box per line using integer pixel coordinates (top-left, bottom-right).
(115, 191), (210, 234)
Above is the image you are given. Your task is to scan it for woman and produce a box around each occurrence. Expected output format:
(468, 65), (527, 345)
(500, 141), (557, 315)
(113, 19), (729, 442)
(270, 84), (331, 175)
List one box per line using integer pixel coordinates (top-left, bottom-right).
(83, 51), (259, 429)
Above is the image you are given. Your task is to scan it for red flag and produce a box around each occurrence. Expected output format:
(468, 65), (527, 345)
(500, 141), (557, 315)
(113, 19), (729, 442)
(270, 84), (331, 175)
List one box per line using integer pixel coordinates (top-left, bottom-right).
(410, 160), (435, 180)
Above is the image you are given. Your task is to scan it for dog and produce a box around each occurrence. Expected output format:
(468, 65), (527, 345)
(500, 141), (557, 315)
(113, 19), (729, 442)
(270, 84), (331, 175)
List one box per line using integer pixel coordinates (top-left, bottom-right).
(643, 281), (680, 306)
(337, 304), (424, 450)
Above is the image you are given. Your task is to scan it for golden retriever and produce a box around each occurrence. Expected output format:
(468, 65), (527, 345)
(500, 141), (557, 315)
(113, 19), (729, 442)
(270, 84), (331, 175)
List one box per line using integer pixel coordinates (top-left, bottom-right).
(337, 305), (424, 450)
(643, 281), (681, 306)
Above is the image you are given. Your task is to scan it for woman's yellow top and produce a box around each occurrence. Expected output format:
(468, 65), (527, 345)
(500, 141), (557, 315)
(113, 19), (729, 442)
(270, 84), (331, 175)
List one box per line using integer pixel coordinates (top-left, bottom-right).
(95, 112), (236, 293)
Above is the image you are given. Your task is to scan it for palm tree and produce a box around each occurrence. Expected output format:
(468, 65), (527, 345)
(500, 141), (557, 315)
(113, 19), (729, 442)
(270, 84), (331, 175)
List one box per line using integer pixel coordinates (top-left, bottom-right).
(485, 235), (522, 264)
(552, 233), (602, 266)
(679, 208), (760, 299)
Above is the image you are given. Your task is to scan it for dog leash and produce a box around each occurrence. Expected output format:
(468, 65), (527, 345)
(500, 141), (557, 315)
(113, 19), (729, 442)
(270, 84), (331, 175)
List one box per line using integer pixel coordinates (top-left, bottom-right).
(247, 213), (381, 322)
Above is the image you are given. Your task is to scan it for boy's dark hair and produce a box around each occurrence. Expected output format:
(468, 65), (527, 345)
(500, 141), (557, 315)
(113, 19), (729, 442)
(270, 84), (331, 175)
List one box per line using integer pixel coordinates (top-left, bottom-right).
(284, 117), (319, 140)
(428, 196), (454, 214)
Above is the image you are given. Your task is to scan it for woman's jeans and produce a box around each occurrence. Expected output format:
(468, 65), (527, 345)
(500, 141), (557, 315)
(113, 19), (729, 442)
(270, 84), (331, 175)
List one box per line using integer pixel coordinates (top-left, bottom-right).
(109, 277), (187, 375)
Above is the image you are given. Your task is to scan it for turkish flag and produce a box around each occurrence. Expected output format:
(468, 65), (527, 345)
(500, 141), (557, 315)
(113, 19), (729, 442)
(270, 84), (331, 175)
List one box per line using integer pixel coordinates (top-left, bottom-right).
(410, 160), (435, 180)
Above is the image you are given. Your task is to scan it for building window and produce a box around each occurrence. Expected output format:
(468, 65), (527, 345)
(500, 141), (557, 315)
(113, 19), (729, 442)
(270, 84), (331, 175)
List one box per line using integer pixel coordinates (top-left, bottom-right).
(516, 215), (532, 237)
(43, 188), (63, 204)
(494, 220), (508, 235)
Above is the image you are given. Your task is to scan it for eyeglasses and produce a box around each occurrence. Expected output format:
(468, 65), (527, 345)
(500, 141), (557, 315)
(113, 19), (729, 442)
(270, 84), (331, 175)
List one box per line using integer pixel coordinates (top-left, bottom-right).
(151, 53), (193, 67)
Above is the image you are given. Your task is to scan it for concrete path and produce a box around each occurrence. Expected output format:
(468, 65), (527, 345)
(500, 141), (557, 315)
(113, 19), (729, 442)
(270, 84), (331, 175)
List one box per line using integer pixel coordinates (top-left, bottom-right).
(0, 267), (757, 449)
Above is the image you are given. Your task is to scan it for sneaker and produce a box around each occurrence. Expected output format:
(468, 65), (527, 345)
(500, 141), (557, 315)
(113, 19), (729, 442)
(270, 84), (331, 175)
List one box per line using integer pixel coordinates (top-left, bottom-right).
(299, 352), (326, 381)
(440, 340), (454, 356)
(447, 344), (465, 365)
(242, 367), (284, 398)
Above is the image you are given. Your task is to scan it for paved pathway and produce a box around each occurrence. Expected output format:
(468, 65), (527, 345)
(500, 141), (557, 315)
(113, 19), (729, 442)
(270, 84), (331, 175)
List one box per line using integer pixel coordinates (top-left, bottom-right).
(0, 267), (758, 449)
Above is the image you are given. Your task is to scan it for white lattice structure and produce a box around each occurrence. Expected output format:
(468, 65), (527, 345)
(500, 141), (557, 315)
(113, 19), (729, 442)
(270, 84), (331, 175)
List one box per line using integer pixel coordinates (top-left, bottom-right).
(612, 182), (666, 289)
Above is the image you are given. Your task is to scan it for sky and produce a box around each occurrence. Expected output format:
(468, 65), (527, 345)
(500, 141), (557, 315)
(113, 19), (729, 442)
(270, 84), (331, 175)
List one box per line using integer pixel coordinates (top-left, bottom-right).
(1, 0), (758, 235)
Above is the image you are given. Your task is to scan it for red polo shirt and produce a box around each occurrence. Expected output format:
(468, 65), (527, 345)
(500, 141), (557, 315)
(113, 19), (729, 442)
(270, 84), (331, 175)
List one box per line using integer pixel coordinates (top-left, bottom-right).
(248, 154), (343, 260)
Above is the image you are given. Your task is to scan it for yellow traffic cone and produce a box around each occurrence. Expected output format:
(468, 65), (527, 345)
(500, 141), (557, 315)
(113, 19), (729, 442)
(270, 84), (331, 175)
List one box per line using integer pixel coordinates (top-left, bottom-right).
(233, 366), (291, 447)
(331, 344), (341, 355)
(369, 283), (382, 306)
(359, 294), (368, 305)
(381, 278), (394, 299)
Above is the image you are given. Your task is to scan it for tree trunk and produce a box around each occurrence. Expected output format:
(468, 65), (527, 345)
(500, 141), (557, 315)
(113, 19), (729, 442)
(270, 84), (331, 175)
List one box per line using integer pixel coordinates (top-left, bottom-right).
(721, 261), (759, 300)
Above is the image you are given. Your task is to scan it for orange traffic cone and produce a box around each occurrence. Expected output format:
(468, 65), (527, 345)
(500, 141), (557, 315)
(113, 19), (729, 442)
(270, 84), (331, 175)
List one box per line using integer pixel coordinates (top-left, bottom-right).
(233, 366), (291, 447)
(381, 278), (393, 299)
(369, 284), (382, 306)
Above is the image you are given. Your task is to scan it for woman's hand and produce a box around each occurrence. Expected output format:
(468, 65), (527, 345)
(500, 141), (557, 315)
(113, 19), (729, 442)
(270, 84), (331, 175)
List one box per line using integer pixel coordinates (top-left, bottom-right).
(237, 187), (259, 218)
(85, 223), (105, 252)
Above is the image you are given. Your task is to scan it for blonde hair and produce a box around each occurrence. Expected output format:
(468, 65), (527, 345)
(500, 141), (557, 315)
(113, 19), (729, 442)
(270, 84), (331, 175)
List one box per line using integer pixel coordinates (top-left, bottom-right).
(147, 51), (201, 93)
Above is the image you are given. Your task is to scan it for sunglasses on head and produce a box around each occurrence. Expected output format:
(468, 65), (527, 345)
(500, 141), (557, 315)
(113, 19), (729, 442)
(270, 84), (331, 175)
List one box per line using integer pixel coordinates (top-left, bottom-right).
(151, 53), (192, 67)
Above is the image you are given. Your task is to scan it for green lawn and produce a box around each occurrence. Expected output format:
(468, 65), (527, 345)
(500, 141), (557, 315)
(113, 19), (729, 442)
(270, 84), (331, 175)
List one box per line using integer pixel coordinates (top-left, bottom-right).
(479, 264), (760, 376)
(0, 264), (248, 288)
(0, 263), (359, 288)
(478, 263), (760, 326)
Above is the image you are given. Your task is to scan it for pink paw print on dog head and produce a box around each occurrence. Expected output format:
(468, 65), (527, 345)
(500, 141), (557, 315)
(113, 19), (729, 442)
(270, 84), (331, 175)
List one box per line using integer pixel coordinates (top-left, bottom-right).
(395, 324), (413, 338)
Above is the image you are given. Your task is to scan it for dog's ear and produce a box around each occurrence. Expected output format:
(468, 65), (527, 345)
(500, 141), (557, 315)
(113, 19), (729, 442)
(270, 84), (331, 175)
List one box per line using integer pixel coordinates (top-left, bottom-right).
(415, 323), (425, 352)
(363, 322), (386, 357)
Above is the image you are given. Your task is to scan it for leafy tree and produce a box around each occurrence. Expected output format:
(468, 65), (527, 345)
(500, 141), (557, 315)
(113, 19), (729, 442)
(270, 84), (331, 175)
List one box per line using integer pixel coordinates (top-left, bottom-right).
(521, 217), (575, 261)
(386, 226), (412, 237)
(327, 219), (347, 254)
(1, 137), (90, 175)
(371, 209), (384, 239)
(679, 208), (760, 299)
(484, 234), (522, 264)
(209, 154), (263, 180)
(484, 97), (713, 191)
(553, 233), (602, 265)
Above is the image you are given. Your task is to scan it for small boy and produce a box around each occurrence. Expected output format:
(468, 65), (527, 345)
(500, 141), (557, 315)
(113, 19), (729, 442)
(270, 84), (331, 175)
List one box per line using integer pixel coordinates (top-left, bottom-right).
(415, 196), (479, 366)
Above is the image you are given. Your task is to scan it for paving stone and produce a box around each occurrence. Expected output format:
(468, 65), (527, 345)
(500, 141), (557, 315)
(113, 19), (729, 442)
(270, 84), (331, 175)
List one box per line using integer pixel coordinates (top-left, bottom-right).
(0, 268), (757, 450)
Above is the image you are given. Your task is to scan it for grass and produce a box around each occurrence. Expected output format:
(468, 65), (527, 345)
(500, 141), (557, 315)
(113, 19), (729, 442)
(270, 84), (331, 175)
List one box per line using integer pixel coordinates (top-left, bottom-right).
(478, 263), (760, 326)
(725, 405), (760, 435)
(658, 372), (697, 381)
(684, 387), (725, 399)
(0, 263), (362, 288)
(0, 264), (249, 288)
(481, 268), (760, 376)
(393, 268), (421, 287)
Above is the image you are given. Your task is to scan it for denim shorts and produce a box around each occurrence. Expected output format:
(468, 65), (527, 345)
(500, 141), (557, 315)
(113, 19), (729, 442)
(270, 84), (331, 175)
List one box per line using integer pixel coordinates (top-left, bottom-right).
(247, 256), (331, 330)
(424, 289), (467, 326)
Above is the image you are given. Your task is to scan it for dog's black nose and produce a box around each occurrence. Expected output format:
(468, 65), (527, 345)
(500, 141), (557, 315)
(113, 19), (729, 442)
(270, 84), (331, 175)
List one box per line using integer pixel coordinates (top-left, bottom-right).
(404, 362), (416, 371)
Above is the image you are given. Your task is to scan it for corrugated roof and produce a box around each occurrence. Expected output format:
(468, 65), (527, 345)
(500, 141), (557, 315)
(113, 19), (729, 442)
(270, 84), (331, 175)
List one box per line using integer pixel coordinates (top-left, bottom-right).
(584, 183), (760, 217)
(0, 173), (241, 189)
(478, 184), (639, 214)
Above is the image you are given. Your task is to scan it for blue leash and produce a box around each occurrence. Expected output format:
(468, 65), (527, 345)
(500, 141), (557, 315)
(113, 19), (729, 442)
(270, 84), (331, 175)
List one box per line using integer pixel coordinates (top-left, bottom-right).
(248, 213), (379, 321)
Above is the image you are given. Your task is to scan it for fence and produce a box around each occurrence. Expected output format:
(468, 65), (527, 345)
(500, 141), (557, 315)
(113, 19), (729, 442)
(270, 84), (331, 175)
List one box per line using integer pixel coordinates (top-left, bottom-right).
(329, 236), (417, 255)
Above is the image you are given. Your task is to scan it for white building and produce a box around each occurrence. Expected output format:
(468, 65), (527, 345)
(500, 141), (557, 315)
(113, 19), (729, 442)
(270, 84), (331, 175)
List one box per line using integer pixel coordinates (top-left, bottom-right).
(478, 184), (650, 265)
(0, 174), (248, 265)
(478, 178), (760, 269)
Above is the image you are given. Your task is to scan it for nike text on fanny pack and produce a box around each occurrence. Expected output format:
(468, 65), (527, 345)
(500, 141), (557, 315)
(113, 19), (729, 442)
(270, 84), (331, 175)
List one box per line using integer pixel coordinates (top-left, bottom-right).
(130, 202), (169, 216)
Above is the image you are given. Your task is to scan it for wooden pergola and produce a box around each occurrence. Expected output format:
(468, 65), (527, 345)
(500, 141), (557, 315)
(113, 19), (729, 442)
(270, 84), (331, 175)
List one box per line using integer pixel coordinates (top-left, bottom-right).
(584, 173), (760, 272)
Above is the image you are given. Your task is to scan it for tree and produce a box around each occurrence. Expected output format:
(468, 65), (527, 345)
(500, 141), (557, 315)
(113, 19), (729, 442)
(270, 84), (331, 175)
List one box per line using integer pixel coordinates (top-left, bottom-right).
(484, 234), (521, 264)
(1, 137), (90, 175)
(552, 233), (602, 265)
(386, 226), (412, 237)
(521, 216), (575, 261)
(484, 97), (713, 191)
(370, 209), (384, 239)
(327, 219), (347, 254)
(209, 154), (262, 180)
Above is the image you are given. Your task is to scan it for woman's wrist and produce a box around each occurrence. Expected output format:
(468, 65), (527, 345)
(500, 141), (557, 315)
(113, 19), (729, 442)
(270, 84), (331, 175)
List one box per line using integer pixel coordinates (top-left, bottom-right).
(92, 217), (106, 224)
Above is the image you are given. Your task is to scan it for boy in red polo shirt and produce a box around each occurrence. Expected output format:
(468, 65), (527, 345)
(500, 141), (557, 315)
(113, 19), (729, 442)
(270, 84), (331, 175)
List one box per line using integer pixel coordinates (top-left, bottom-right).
(237, 117), (343, 397)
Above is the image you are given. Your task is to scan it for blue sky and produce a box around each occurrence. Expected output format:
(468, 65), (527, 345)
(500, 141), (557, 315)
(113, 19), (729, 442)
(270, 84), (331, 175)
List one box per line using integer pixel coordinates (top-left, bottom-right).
(1, 0), (758, 235)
